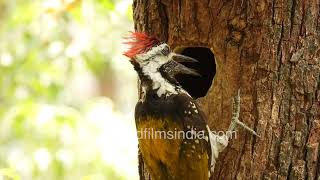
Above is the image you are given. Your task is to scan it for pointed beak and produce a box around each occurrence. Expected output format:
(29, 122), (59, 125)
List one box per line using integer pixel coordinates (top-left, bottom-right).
(171, 53), (198, 63)
(172, 61), (201, 76)
(166, 53), (200, 77)
(163, 53), (201, 77)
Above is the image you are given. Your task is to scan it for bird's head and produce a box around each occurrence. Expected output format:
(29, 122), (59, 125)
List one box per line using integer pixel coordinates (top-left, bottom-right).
(123, 32), (199, 85)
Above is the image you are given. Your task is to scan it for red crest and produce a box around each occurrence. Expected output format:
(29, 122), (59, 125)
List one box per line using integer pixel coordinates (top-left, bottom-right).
(123, 32), (160, 59)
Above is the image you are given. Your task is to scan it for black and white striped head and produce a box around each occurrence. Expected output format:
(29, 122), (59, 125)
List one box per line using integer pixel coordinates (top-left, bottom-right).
(123, 32), (199, 96)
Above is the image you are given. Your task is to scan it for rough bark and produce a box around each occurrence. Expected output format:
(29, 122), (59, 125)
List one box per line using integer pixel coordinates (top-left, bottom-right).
(132, 0), (320, 179)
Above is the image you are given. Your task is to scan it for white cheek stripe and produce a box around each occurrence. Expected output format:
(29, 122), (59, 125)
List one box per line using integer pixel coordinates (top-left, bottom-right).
(137, 44), (191, 97)
(142, 61), (178, 97)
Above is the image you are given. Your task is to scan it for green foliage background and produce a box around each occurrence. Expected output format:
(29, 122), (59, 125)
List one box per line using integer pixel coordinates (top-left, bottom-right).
(0, 0), (138, 179)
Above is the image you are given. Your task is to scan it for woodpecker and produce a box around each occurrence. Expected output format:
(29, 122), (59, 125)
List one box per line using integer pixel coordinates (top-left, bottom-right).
(123, 32), (258, 180)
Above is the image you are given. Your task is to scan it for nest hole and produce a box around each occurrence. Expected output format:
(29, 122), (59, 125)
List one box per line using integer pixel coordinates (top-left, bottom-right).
(175, 47), (216, 98)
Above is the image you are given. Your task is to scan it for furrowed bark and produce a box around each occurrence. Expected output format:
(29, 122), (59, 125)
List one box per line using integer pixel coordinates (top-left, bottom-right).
(133, 0), (320, 179)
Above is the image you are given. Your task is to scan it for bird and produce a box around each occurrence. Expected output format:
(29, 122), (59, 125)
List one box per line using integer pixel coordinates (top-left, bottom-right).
(123, 32), (258, 180)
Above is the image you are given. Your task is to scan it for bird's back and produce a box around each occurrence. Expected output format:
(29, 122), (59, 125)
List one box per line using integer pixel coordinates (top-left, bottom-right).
(135, 92), (210, 180)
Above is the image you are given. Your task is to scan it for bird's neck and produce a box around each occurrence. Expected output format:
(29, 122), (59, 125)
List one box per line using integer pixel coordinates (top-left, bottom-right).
(132, 61), (176, 98)
(133, 62), (189, 99)
(142, 71), (178, 97)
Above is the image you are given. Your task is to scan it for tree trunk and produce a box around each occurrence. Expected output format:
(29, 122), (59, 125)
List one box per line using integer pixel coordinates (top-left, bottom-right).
(132, 0), (320, 179)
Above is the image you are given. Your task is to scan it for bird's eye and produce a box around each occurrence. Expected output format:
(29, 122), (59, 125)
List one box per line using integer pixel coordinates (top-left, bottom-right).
(161, 45), (170, 56)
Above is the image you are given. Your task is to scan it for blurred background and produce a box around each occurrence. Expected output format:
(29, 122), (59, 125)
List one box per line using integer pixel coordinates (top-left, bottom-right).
(0, 0), (139, 179)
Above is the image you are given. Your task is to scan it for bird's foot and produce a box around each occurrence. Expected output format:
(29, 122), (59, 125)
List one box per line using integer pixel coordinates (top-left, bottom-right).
(207, 90), (259, 176)
(227, 90), (259, 138)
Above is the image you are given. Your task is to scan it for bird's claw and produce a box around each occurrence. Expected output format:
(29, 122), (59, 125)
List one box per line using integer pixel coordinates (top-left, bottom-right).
(228, 89), (260, 137)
